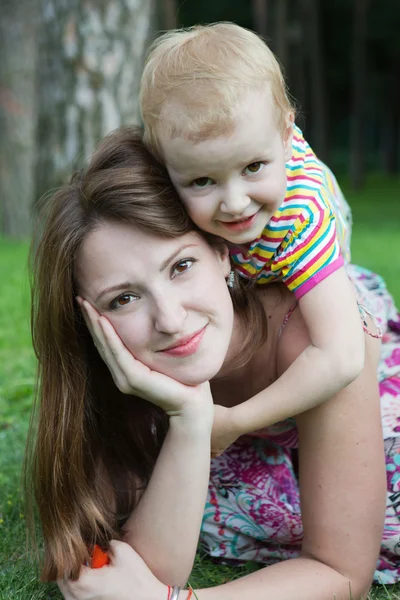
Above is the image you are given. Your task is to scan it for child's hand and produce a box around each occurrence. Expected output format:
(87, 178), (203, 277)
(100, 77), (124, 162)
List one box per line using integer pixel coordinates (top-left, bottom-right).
(77, 298), (214, 424)
(58, 540), (166, 600)
(211, 404), (241, 457)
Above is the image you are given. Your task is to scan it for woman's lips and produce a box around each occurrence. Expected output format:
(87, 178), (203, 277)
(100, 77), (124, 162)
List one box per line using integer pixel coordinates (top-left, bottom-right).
(160, 326), (207, 357)
(219, 213), (257, 232)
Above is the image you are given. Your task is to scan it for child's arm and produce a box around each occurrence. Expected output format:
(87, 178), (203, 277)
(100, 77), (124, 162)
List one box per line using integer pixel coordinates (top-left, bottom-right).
(216, 267), (365, 445)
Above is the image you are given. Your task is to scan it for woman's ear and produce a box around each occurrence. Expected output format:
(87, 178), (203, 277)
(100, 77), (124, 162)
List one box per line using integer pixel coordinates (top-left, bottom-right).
(283, 112), (294, 161)
(216, 243), (232, 278)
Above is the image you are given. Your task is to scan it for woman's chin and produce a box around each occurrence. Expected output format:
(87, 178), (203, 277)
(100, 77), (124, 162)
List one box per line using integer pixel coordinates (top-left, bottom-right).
(165, 370), (215, 387)
(158, 362), (223, 387)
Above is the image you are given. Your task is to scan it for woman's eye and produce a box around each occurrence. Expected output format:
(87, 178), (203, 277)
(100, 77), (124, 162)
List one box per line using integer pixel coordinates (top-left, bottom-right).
(172, 258), (195, 276)
(110, 293), (137, 310)
(243, 162), (264, 175)
(192, 177), (213, 189)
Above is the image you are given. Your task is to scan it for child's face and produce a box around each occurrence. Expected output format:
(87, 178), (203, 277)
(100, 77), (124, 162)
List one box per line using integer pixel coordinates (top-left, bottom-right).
(161, 88), (293, 244)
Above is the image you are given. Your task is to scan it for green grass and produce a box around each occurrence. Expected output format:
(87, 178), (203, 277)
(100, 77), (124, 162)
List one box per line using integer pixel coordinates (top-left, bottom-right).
(0, 240), (60, 598)
(0, 174), (399, 598)
(343, 174), (400, 304)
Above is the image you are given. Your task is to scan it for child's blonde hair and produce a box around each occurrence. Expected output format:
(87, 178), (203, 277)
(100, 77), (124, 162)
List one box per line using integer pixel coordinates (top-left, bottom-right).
(140, 22), (295, 157)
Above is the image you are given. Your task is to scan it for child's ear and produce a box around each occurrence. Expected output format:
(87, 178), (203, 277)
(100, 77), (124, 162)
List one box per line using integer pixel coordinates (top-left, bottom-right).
(283, 112), (294, 161)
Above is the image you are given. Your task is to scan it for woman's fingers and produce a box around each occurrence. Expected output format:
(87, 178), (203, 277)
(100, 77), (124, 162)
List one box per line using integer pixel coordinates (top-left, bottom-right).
(78, 298), (176, 404)
(79, 300), (126, 386)
(57, 541), (167, 600)
(76, 297), (102, 351)
(98, 316), (162, 397)
(58, 568), (104, 599)
(96, 316), (139, 394)
(98, 316), (187, 407)
(81, 300), (106, 352)
(108, 539), (137, 562)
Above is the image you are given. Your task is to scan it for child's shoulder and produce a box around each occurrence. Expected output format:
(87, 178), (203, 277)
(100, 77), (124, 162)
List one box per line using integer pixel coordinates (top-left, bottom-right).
(286, 126), (331, 213)
(289, 125), (320, 172)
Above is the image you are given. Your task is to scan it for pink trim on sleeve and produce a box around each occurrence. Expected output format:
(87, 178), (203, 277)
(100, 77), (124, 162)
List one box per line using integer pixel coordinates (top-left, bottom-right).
(294, 255), (344, 299)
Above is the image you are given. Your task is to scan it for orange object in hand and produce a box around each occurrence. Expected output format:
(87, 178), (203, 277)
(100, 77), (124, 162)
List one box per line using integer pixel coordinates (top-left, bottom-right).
(91, 544), (110, 568)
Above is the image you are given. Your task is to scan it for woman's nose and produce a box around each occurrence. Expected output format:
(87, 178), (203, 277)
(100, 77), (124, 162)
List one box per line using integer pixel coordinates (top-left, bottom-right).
(154, 296), (187, 334)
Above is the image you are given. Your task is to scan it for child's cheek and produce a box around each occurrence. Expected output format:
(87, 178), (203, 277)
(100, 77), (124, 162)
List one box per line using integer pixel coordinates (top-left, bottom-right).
(178, 190), (195, 211)
(184, 198), (211, 221)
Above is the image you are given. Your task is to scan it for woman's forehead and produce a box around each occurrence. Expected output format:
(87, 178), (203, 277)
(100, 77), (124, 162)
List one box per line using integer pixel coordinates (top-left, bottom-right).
(75, 222), (208, 294)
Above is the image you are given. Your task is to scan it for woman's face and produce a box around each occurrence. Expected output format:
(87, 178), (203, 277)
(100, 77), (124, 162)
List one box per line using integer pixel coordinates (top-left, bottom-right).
(76, 221), (234, 385)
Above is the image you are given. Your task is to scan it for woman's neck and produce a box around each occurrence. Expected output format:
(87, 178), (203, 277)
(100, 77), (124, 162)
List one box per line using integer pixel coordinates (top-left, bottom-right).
(212, 312), (248, 381)
(211, 284), (296, 390)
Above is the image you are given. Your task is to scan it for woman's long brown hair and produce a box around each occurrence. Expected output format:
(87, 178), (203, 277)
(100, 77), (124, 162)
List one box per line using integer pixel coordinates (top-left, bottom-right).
(24, 127), (268, 581)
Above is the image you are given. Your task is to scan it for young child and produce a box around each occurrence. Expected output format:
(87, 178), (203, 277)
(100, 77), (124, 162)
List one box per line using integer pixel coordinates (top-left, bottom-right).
(139, 22), (369, 455)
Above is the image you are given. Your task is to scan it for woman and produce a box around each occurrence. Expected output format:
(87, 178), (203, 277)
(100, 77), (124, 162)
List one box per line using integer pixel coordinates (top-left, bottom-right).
(27, 127), (400, 599)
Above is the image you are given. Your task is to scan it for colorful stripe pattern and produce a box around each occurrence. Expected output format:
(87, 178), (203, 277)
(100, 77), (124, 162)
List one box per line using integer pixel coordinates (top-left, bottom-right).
(230, 126), (351, 299)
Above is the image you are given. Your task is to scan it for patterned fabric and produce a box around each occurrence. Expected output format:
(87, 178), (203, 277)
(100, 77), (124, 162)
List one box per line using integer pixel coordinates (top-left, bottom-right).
(230, 126), (350, 299)
(201, 265), (400, 584)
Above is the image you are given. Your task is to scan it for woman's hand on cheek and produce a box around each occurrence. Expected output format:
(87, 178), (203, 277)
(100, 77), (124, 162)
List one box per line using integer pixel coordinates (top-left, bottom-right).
(77, 297), (214, 423)
(58, 541), (166, 600)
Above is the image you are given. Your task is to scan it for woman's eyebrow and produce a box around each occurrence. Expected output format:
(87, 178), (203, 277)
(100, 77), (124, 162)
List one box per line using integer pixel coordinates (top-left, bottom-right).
(95, 282), (132, 303)
(159, 243), (198, 271)
(94, 244), (198, 302)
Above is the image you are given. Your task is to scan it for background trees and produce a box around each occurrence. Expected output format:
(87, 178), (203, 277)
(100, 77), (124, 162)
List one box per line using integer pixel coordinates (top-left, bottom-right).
(0, 0), (399, 239)
(0, 0), (38, 238)
(1, 0), (155, 238)
(35, 0), (154, 201)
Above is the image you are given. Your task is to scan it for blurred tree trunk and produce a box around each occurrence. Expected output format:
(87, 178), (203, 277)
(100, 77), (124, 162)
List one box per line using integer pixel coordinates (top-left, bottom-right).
(301, 0), (328, 162)
(35, 0), (155, 201)
(350, 0), (368, 189)
(252, 0), (269, 38)
(0, 0), (38, 238)
(161, 0), (177, 29)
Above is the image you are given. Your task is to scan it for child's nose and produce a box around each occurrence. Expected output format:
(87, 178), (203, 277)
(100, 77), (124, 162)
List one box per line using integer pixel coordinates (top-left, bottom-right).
(220, 187), (251, 215)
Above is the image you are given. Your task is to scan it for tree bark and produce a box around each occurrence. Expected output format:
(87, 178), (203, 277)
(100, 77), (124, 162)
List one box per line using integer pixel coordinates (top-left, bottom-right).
(0, 0), (38, 238)
(350, 0), (368, 189)
(35, 0), (155, 201)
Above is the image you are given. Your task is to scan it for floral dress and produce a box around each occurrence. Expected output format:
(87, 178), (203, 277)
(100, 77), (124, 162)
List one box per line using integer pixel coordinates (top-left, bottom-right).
(200, 264), (400, 584)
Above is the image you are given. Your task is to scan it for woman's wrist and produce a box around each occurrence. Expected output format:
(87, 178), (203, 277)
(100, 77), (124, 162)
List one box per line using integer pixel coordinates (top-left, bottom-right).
(169, 399), (214, 435)
(169, 409), (213, 439)
(227, 404), (247, 437)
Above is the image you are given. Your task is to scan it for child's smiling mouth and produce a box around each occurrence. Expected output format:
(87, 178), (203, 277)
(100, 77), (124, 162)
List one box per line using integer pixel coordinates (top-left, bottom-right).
(218, 213), (258, 232)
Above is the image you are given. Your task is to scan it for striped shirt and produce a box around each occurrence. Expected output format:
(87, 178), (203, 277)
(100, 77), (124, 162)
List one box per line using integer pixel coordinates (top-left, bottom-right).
(231, 126), (352, 299)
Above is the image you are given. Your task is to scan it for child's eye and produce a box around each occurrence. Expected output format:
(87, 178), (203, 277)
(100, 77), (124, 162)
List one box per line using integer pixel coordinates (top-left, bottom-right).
(172, 258), (196, 277)
(243, 162), (265, 175)
(191, 177), (213, 189)
(109, 293), (138, 310)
